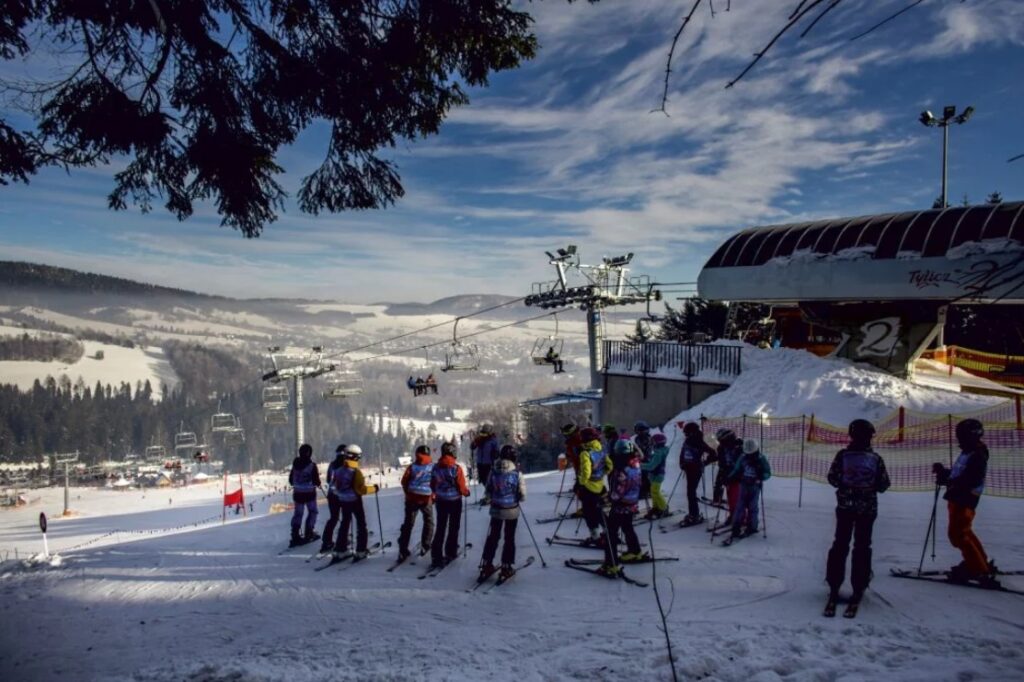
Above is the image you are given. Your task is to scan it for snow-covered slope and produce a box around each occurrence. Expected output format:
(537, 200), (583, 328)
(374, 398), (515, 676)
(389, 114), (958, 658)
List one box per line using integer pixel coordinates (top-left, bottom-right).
(674, 344), (1002, 425)
(1, 471), (1022, 681)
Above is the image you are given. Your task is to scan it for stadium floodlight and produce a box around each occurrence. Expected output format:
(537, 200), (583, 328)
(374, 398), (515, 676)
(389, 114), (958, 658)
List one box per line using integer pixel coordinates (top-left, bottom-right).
(919, 104), (974, 208)
(603, 253), (634, 267)
(546, 245), (578, 263)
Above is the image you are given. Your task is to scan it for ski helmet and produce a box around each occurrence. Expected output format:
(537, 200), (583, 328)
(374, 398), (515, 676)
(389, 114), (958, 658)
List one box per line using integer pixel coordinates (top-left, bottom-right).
(344, 444), (362, 460)
(955, 418), (983, 443)
(580, 426), (601, 443)
(682, 422), (701, 436)
(561, 423), (578, 437)
(652, 433), (668, 446)
(742, 438), (760, 455)
(441, 441), (457, 456)
(613, 439), (636, 456)
(714, 428), (736, 444)
(633, 420), (650, 433)
(479, 424), (493, 436)
(848, 419), (876, 441)
(415, 444), (431, 457)
(335, 443), (348, 455)
(499, 444), (517, 462)
(299, 443), (313, 458)
(602, 423), (618, 437)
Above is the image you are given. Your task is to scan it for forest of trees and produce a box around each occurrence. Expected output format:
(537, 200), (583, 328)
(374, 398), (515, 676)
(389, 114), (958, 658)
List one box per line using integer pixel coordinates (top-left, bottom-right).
(0, 333), (83, 363)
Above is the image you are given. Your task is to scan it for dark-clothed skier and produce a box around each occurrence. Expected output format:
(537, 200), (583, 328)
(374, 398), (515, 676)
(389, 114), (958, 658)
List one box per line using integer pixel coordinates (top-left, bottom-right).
(933, 418), (995, 585)
(724, 438), (771, 542)
(430, 441), (471, 567)
(677, 422), (716, 526)
(577, 427), (610, 546)
(320, 444), (347, 553)
(397, 445), (435, 561)
(473, 425), (499, 504)
(331, 444), (376, 559)
(479, 445), (527, 581)
(288, 443), (321, 547)
(825, 419), (890, 609)
(599, 439), (645, 577)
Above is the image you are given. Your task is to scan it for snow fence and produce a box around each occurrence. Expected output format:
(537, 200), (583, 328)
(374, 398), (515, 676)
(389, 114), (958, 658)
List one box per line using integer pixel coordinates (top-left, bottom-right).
(701, 396), (1024, 499)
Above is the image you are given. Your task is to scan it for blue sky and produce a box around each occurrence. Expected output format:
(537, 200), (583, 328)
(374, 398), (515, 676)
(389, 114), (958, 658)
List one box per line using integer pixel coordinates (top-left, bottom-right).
(1, 0), (1023, 302)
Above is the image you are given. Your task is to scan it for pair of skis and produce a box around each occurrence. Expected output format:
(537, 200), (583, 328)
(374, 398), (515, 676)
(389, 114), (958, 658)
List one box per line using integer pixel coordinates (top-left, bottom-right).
(566, 556), (678, 566)
(467, 556), (536, 593)
(313, 541), (391, 571)
(720, 528), (758, 547)
(658, 516), (704, 533)
(563, 559), (648, 587)
(889, 568), (1024, 596)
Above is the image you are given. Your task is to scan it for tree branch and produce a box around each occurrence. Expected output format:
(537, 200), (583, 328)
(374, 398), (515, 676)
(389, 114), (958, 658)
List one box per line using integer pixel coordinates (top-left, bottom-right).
(849, 0), (928, 42)
(725, 0), (827, 89)
(652, 0), (704, 116)
(800, 0), (845, 39)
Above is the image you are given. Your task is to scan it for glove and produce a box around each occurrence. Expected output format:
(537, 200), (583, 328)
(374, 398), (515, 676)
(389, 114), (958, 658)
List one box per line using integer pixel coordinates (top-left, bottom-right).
(931, 462), (944, 475)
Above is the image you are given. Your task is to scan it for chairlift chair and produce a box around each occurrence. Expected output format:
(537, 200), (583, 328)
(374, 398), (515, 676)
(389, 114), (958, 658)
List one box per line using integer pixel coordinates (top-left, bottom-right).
(531, 337), (565, 365)
(323, 370), (364, 398)
(174, 427), (198, 450)
(144, 445), (166, 460)
(211, 411), (237, 433)
(224, 421), (245, 445)
(442, 318), (480, 372)
(262, 385), (290, 425)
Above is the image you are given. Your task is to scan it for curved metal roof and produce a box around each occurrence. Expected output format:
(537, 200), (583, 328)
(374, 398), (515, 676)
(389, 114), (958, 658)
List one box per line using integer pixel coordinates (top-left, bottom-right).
(704, 201), (1024, 269)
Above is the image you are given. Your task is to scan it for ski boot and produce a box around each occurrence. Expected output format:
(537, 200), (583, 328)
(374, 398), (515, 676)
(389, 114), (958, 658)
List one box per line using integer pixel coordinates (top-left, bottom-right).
(289, 529), (303, 548)
(843, 591), (863, 618)
(620, 551), (649, 563)
(353, 549), (369, 561)
(319, 540), (334, 554)
(478, 562), (497, 583)
(679, 514), (704, 528)
(976, 573), (1002, 590)
(580, 534), (606, 549)
(595, 564), (622, 579)
(947, 562), (972, 584)
(500, 563), (516, 580)
(397, 549), (411, 563)
(304, 530), (321, 545)
(823, 592), (839, 617)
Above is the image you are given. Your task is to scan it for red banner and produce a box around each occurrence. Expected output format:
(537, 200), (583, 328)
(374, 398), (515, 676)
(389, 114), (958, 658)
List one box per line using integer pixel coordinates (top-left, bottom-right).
(223, 488), (244, 507)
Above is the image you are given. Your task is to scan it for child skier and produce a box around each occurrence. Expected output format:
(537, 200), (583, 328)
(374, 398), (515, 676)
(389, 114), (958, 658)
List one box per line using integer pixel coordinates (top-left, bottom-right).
(472, 425), (499, 504)
(932, 418), (995, 586)
(397, 445), (435, 562)
(331, 445), (377, 559)
(479, 445), (527, 581)
(641, 432), (670, 519)
(824, 419), (889, 613)
(430, 441), (471, 567)
(288, 443), (321, 547)
(633, 421), (653, 503)
(577, 427), (610, 547)
(320, 444), (347, 553)
(723, 438), (771, 544)
(713, 428), (744, 519)
(678, 422), (716, 526)
(599, 440), (645, 576)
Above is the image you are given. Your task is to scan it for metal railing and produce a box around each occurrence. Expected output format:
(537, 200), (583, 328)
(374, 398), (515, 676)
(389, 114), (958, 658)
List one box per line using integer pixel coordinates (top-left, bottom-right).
(603, 340), (742, 379)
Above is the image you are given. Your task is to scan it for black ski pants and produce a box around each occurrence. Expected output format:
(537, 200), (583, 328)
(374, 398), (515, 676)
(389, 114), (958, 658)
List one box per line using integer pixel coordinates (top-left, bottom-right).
(482, 517), (518, 566)
(578, 487), (604, 532)
(431, 498), (463, 563)
(603, 509), (640, 566)
(338, 498), (369, 553)
(477, 463), (492, 488)
(683, 462), (703, 518)
(826, 508), (876, 595)
(398, 499), (435, 555)
(322, 494), (342, 547)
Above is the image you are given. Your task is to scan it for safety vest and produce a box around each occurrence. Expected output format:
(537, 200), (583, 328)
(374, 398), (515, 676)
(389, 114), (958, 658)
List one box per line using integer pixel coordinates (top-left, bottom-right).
(333, 466), (357, 502)
(408, 463), (434, 496)
(681, 442), (702, 464)
(634, 433), (651, 460)
(619, 466), (641, 504)
(839, 450), (880, 490)
(740, 455), (762, 484)
(292, 461), (317, 493)
(951, 450), (984, 495)
(490, 469), (520, 509)
(588, 449), (606, 482)
(719, 444), (742, 472)
(432, 464), (462, 501)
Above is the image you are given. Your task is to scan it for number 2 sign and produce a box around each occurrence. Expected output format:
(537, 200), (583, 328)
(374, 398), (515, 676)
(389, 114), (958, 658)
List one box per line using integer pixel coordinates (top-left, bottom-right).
(856, 317), (901, 357)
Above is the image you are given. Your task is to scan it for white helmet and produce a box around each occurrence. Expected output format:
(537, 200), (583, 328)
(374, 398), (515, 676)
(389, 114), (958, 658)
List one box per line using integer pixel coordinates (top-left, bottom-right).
(742, 438), (760, 455)
(344, 444), (363, 459)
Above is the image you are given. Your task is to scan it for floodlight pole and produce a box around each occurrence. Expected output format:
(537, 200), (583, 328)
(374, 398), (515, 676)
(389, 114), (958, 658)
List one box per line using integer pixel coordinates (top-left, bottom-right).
(587, 304), (604, 423)
(941, 123), (949, 209)
(294, 375), (305, 452)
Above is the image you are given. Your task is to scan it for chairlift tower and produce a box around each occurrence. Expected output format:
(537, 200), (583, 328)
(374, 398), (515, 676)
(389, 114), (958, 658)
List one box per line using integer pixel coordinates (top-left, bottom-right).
(526, 247), (661, 423)
(53, 451), (79, 516)
(262, 346), (338, 456)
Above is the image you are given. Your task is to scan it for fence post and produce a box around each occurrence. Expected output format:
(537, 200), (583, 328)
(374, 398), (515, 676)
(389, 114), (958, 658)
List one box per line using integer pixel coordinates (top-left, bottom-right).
(798, 414), (806, 509)
(741, 414), (747, 438)
(1016, 395), (1022, 431)
(898, 406), (905, 444)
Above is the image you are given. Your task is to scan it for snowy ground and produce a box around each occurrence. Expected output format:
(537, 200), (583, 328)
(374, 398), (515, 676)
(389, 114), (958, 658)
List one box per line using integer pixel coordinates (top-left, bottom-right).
(1, 469), (1022, 682)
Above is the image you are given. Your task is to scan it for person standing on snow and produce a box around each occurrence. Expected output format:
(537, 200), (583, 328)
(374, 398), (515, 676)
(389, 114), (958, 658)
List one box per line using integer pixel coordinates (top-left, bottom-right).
(288, 443), (321, 547)
(577, 426), (611, 547)
(632, 420), (653, 503)
(723, 438), (771, 543)
(677, 422), (716, 526)
(713, 428), (744, 520)
(479, 445), (527, 582)
(397, 445), (435, 561)
(472, 425), (499, 504)
(641, 432), (670, 519)
(430, 441), (471, 567)
(824, 419), (889, 608)
(319, 444), (348, 553)
(599, 440), (646, 577)
(332, 444), (377, 560)
(932, 418), (996, 586)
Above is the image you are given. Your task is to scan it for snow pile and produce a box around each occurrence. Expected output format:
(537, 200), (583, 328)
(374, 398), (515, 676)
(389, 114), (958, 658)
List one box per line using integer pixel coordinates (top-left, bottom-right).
(673, 345), (1001, 425)
(946, 237), (1024, 260)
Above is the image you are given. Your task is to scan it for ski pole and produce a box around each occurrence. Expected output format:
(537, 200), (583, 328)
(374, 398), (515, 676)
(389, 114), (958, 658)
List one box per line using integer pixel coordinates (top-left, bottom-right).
(698, 464), (709, 521)
(554, 466), (568, 515)
(597, 506), (618, 570)
(463, 487), (470, 557)
(705, 462), (717, 531)
(375, 444), (386, 555)
(518, 508), (547, 568)
(917, 484), (941, 575)
(760, 482), (767, 539)
(662, 470), (683, 510)
(547, 485), (578, 543)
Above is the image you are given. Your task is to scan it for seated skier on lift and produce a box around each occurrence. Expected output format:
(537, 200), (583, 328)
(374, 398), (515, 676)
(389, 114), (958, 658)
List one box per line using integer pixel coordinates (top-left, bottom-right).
(545, 346), (565, 374)
(426, 373), (439, 394)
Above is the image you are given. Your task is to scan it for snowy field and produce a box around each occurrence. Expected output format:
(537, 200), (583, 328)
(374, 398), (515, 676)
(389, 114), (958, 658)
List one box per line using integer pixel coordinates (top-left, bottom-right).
(1, 469), (1022, 681)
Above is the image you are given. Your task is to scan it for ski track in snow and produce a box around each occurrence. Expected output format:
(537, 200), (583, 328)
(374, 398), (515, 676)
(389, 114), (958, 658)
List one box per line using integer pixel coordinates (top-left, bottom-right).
(1, 475), (1022, 681)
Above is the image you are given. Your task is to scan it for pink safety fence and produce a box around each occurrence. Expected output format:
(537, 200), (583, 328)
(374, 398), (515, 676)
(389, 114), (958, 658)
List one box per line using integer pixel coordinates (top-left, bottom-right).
(701, 396), (1024, 499)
